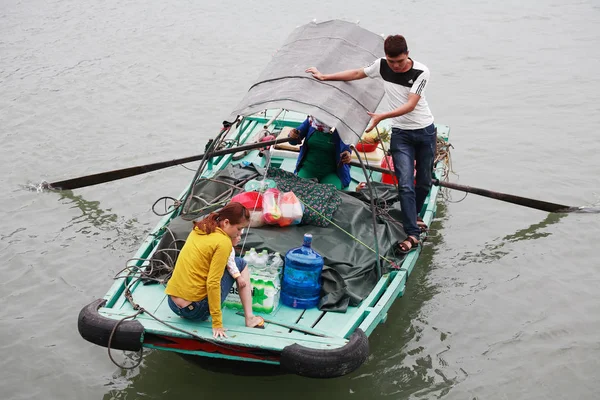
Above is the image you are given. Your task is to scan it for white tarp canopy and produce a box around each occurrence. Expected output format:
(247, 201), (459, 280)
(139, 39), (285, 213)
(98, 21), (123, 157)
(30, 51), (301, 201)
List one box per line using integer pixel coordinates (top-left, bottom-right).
(229, 19), (386, 145)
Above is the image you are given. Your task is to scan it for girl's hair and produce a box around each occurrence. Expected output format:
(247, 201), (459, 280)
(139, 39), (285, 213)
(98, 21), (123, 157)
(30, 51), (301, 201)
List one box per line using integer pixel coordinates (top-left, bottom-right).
(194, 202), (250, 234)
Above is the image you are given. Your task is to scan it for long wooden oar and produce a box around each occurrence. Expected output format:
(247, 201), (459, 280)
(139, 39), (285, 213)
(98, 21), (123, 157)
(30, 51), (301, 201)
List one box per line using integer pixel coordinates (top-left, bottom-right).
(45, 137), (294, 191)
(348, 161), (576, 213)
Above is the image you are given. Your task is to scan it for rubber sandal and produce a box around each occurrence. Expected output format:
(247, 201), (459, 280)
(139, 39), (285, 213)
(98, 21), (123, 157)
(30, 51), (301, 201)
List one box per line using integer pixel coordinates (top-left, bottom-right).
(250, 316), (265, 329)
(396, 236), (420, 255)
(417, 217), (428, 233)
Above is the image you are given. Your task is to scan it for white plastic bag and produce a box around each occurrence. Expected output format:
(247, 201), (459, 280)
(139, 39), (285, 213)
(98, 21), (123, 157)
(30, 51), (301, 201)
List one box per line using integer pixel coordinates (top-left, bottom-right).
(262, 188), (282, 225)
(277, 191), (303, 227)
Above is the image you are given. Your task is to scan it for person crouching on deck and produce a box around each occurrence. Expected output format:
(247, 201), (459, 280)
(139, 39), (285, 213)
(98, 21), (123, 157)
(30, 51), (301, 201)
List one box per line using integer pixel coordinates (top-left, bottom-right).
(165, 202), (264, 338)
(288, 116), (352, 190)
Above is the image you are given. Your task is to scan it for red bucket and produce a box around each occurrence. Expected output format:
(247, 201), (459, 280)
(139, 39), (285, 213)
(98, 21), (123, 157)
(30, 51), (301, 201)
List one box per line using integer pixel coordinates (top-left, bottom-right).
(380, 156), (397, 185)
(379, 157), (417, 185)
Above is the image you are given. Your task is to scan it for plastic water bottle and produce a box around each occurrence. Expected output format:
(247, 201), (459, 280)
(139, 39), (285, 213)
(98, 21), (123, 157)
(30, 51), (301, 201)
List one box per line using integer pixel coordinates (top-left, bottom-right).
(269, 252), (283, 273)
(258, 250), (269, 265)
(281, 234), (324, 309)
(243, 248), (258, 269)
(267, 252), (284, 286)
(244, 248), (257, 261)
(247, 248), (269, 275)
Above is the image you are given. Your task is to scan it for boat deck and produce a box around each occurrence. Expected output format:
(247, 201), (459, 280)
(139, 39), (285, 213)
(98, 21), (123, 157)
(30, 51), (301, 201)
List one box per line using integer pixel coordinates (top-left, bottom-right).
(97, 113), (449, 358)
(99, 264), (408, 357)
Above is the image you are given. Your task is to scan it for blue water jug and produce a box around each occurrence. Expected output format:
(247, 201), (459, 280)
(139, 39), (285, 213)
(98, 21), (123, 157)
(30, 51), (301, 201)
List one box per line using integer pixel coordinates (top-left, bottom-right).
(281, 234), (324, 309)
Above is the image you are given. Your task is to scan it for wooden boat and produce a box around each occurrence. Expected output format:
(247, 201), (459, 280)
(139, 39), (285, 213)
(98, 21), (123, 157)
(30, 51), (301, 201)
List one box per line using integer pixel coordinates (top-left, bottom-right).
(77, 19), (451, 378)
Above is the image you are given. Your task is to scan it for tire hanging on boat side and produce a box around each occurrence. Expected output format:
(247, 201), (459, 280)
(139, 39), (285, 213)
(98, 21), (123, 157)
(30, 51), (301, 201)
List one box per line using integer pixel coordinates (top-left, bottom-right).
(280, 329), (369, 378)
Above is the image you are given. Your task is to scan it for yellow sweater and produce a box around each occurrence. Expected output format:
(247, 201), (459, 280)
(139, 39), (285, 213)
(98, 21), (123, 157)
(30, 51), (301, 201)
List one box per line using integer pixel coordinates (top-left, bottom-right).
(165, 226), (232, 328)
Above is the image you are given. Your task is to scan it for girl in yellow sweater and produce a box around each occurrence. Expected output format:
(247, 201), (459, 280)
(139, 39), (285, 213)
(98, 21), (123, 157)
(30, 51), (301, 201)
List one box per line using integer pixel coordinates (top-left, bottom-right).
(165, 202), (264, 338)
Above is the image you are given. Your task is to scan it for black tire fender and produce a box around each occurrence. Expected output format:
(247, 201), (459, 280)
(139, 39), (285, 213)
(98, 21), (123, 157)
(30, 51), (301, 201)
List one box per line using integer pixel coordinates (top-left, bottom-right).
(77, 299), (144, 351)
(280, 329), (369, 378)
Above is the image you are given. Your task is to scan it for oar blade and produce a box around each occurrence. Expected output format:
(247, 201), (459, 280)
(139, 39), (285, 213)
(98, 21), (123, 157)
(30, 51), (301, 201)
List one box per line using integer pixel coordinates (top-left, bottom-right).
(434, 179), (574, 213)
(347, 161), (575, 213)
(45, 137), (293, 191)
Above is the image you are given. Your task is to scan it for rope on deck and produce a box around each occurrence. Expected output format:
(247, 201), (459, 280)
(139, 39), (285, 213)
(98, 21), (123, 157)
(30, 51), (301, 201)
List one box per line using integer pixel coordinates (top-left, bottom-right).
(434, 136), (467, 203)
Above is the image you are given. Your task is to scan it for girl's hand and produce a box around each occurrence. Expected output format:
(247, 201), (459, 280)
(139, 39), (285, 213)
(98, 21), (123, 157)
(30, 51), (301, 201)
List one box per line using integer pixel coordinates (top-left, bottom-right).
(213, 327), (228, 339)
(289, 128), (300, 139)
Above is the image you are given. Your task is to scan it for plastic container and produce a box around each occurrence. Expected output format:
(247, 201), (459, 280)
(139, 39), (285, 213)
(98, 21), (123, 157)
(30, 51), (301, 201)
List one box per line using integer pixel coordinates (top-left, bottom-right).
(243, 248), (258, 264)
(380, 158), (416, 185)
(256, 250), (269, 266)
(380, 155), (397, 185)
(281, 234), (324, 309)
(243, 248), (263, 275)
(269, 252), (284, 274)
(244, 179), (277, 193)
(231, 191), (263, 210)
(355, 142), (378, 153)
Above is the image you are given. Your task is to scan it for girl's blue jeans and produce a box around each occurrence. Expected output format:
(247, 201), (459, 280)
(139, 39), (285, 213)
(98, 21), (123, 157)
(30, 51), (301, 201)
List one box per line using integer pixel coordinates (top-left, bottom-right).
(167, 257), (247, 320)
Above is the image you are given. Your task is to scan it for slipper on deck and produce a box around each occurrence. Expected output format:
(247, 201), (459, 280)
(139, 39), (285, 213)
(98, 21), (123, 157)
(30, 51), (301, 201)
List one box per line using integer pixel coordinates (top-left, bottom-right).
(251, 316), (265, 329)
(417, 217), (428, 233)
(396, 236), (420, 255)
(235, 311), (266, 329)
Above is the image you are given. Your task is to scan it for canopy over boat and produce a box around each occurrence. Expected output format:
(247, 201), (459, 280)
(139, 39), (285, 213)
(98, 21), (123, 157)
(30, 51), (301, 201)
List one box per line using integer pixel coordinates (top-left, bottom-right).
(229, 19), (385, 145)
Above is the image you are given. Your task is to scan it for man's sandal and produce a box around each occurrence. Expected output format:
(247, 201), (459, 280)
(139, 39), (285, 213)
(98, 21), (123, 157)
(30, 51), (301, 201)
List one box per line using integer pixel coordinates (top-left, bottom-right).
(396, 236), (420, 255)
(417, 217), (428, 233)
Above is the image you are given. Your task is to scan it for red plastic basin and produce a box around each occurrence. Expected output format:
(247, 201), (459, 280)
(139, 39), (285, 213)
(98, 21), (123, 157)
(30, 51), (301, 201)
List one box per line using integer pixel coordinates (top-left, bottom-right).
(355, 142), (378, 153)
(231, 191), (263, 210)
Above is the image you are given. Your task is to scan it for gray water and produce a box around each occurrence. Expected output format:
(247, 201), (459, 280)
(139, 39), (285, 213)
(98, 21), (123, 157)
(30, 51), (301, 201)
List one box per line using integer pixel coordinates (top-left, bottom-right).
(2, 0), (600, 399)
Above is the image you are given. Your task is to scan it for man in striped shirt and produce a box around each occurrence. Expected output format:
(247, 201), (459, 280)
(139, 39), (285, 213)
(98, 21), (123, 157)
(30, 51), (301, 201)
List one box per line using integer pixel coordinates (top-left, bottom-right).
(306, 34), (436, 253)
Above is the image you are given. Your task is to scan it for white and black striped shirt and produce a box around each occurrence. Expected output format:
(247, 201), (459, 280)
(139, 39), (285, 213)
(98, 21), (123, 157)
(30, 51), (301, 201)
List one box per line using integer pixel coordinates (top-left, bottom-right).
(364, 58), (434, 130)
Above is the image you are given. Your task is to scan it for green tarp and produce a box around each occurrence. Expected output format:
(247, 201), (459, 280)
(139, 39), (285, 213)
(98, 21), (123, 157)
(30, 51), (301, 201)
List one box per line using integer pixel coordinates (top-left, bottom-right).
(150, 165), (407, 312)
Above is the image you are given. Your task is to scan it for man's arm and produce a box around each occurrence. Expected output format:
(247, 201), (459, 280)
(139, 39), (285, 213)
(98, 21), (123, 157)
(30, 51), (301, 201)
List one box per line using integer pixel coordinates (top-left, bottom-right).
(365, 93), (421, 132)
(306, 67), (367, 82)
